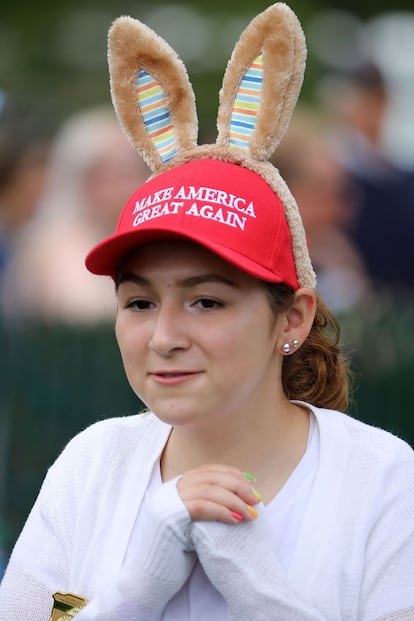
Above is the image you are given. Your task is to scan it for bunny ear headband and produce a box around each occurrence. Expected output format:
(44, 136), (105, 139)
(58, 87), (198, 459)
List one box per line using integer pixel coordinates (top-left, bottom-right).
(86, 3), (316, 290)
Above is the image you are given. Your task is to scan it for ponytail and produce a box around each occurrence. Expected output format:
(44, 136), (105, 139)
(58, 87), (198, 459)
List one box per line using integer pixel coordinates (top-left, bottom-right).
(264, 283), (350, 412)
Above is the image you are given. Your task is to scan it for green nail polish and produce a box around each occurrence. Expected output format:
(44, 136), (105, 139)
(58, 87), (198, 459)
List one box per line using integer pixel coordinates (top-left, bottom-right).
(243, 471), (256, 482)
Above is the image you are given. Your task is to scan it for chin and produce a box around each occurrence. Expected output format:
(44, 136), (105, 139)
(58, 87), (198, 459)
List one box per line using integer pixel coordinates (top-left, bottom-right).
(147, 400), (207, 427)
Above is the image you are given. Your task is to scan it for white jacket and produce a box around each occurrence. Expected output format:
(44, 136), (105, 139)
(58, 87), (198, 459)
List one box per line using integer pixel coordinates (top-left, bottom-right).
(0, 404), (413, 620)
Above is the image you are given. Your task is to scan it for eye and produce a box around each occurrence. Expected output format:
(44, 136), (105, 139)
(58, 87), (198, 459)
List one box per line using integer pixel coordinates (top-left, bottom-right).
(125, 298), (155, 311)
(193, 297), (223, 310)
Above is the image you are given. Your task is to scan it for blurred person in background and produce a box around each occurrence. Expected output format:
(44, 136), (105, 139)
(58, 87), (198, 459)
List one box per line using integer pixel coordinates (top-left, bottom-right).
(321, 62), (414, 301)
(1, 106), (150, 323)
(0, 99), (51, 298)
(272, 108), (372, 315)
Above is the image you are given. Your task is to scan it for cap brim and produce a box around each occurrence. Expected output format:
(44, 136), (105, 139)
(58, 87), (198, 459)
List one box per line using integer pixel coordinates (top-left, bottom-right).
(85, 226), (285, 284)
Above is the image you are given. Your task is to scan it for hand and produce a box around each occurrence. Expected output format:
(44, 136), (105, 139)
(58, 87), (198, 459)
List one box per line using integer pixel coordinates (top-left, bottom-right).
(190, 514), (326, 621)
(177, 464), (262, 524)
(76, 477), (196, 620)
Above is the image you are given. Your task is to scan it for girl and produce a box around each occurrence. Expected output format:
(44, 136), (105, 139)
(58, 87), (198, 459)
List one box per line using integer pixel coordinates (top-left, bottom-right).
(0, 5), (413, 619)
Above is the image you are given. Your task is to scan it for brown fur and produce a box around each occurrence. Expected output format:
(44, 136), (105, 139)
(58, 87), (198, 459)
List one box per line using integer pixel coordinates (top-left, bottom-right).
(217, 4), (306, 159)
(108, 16), (198, 172)
(107, 4), (316, 289)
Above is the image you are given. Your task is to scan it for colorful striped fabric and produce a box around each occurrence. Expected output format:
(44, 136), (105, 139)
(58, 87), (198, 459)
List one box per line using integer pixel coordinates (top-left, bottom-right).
(230, 54), (263, 151)
(136, 70), (177, 163)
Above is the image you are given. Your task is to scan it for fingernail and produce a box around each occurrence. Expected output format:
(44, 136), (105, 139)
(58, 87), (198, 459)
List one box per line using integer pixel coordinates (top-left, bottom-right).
(231, 510), (243, 521)
(252, 488), (263, 502)
(247, 505), (259, 519)
(243, 471), (256, 482)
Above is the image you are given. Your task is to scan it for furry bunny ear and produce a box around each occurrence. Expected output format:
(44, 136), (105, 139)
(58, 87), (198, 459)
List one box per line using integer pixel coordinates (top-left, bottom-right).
(216, 3), (306, 161)
(108, 16), (198, 173)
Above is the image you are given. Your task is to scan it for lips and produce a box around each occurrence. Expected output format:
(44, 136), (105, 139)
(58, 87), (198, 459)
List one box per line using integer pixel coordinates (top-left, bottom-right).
(149, 370), (202, 385)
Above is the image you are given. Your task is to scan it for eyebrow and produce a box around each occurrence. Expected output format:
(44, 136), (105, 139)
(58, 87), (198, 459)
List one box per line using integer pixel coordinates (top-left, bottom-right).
(116, 272), (236, 290)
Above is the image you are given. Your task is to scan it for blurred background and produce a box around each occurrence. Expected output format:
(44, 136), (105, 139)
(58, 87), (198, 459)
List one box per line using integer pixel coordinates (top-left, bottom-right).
(1, 0), (414, 573)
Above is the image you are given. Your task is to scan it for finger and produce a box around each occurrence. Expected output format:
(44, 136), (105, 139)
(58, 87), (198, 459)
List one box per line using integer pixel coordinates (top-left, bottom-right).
(178, 467), (259, 505)
(184, 497), (259, 524)
(179, 483), (260, 523)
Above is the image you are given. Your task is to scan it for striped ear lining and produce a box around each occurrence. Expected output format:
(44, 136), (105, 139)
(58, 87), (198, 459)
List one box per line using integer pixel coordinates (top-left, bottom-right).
(229, 54), (263, 151)
(136, 69), (178, 163)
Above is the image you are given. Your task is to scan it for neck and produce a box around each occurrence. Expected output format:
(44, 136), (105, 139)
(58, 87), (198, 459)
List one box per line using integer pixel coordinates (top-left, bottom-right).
(160, 398), (310, 502)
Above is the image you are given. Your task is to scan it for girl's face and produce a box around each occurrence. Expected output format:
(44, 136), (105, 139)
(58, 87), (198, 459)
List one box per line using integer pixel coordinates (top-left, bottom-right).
(115, 240), (285, 428)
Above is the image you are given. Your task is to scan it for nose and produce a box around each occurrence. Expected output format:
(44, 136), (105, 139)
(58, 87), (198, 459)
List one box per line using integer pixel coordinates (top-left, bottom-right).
(149, 303), (191, 356)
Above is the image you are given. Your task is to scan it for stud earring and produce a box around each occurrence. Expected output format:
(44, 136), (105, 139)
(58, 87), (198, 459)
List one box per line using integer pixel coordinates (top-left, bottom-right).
(282, 343), (291, 354)
(292, 339), (299, 348)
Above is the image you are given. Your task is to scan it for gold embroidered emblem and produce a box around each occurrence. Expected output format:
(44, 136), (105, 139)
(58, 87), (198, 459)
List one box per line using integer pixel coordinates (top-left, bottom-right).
(50, 592), (88, 620)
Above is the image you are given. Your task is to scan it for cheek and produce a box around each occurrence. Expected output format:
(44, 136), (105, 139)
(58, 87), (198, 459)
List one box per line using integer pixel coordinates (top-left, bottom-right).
(115, 318), (146, 369)
(209, 321), (269, 372)
(114, 316), (126, 357)
(224, 306), (277, 348)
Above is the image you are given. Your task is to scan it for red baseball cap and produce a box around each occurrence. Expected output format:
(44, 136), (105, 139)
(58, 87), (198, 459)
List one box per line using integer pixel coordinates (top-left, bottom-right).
(85, 157), (299, 289)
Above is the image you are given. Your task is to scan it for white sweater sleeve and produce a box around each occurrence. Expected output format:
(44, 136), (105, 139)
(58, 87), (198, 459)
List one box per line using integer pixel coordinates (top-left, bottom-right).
(76, 477), (195, 620)
(0, 472), (71, 621)
(190, 437), (414, 621)
(0, 476), (194, 621)
(0, 458), (194, 621)
(359, 449), (414, 621)
(190, 504), (326, 621)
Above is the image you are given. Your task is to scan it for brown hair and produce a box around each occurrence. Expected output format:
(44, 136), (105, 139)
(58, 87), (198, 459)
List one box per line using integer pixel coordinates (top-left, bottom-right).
(264, 283), (350, 412)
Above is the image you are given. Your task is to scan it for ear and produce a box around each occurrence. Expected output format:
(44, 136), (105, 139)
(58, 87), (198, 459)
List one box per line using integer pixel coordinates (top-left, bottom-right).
(277, 288), (316, 353)
(108, 16), (198, 173)
(216, 3), (306, 160)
